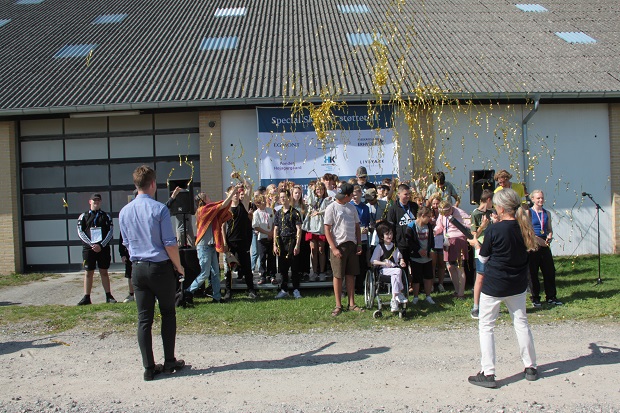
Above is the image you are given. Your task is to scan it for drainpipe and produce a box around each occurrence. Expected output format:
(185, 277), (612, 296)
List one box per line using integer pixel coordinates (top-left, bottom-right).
(522, 96), (540, 190)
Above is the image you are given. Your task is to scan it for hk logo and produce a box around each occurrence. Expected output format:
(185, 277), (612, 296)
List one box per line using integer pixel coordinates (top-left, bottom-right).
(324, 155), (336, 164)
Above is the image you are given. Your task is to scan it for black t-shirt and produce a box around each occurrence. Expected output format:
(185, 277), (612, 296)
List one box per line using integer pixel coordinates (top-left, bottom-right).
(227, 202), (251, 246)
(479, 220), (529, 297)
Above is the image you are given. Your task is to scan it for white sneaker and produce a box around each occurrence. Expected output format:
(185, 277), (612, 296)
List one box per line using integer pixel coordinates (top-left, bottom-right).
(396, 293), (408, 304)
(411, 297), (419, 305)
(437, 284), (446, 293)
(319, 273), (327, 282)
(123, 295), (134, 303)
(425, 296), (435, 304)
(293, 289), (302, 299)
(275, 290), (289, 299)
(390, 299), (400, 312)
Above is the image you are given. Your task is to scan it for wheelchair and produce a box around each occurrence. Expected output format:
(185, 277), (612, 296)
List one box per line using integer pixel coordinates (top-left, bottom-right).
(363, 266), (409, 319)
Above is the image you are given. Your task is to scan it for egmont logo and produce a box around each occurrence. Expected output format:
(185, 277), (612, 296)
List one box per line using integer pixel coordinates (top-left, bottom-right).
(273, 142), (300, 148)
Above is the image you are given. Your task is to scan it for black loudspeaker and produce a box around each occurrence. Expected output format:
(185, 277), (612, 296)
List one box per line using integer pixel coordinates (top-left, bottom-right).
(167, 178), (194, 215)
(469, 169), (495, 205)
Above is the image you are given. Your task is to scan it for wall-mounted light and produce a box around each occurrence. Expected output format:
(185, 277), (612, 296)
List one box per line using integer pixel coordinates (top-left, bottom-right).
(208, 121), (216, 128)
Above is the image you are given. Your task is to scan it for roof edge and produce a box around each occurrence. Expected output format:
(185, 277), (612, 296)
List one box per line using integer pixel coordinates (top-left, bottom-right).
(2, 91), (620, 117)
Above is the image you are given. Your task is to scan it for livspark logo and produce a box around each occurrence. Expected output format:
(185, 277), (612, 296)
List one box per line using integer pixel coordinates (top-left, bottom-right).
(324, 155), (337, 164)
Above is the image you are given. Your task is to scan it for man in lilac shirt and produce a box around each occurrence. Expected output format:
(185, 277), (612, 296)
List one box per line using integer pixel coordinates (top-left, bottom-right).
(119, 165), (186, 381)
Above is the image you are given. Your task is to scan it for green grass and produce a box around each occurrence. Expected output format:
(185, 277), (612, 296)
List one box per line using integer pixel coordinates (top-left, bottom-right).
(0, 255), (618, 335)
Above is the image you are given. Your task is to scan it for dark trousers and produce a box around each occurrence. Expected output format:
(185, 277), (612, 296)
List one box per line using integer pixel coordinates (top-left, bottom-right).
(226, 241), (255, 292)
(132, 260), (177, 369)
(299, 230), (311, 274)
(529, 245), (557, 302)
(257, 238), (276, 278)
(355, 242), (368, 293)
(277, 236), (300, 291)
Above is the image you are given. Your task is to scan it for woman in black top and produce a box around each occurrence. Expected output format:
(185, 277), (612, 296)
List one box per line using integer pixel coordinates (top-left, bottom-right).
(467, 188), (539, 388)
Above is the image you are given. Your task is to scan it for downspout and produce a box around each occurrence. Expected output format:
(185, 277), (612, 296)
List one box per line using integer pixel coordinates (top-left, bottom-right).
(521, 96), (540, 190)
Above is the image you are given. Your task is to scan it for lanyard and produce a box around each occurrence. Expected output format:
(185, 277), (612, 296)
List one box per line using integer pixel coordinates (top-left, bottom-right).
(400, 202), (412, 219)
(533, 208), (545, 234)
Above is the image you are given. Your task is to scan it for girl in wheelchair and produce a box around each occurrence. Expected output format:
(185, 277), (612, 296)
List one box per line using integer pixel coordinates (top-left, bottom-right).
(370, 222), (409, 312)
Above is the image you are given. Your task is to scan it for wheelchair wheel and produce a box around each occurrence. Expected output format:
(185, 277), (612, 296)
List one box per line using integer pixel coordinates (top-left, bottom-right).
(364, 269), (375, 309)
(373, 310), (383, 318)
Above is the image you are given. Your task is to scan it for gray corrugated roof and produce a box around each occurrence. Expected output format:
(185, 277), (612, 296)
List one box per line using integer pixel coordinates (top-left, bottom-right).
(0, 0), (619, 116)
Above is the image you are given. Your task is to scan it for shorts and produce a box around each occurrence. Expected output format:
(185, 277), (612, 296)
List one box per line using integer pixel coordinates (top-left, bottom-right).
(410, 260), (433, 283)
(475, 257), (485, 274)
(330, 241), (360, 279)
(124, 260), (133, 279)
(305, 232), (327, 243)
(82, 246), (111, 271)
(443, 237), (468, 262)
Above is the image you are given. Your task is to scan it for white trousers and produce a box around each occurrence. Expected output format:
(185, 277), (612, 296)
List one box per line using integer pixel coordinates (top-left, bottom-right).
(381, 267), (403, 295)
(479, 291), (537, 375)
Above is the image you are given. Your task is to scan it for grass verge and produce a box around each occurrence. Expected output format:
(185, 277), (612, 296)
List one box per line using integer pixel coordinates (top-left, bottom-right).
(0, 255), (618, 335)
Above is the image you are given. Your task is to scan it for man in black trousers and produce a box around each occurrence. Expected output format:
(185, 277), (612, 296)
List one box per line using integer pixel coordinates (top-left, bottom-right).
(119, 165), (186, 381)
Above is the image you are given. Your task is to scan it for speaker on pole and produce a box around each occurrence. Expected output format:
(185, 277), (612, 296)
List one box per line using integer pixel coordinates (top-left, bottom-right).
(469, 169), (495, 205)
(167, 178), (194, 215)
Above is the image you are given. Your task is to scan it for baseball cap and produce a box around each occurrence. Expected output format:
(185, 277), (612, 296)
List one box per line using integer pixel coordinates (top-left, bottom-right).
(364, 188), (377, 201)
(335, 182), (354, 200)
(356, 166), (368, 178)
(90, 193), (102, 201)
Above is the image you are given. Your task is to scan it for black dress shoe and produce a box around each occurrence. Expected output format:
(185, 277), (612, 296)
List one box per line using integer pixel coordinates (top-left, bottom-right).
(144, 364), (163, 381)
(163, 359), (185, 373)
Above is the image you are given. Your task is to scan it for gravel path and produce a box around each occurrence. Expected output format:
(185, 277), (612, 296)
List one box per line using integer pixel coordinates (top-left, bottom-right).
(0, 272), (619, 412)
(1, 323), (619, 412)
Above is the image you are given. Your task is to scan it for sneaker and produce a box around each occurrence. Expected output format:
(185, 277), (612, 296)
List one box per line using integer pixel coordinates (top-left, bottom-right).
(547, 299), (563, 306)
(248, 290), (258, 300)
(309, 272), (318, 282)
(163, 359), (185, 374)
(319, 273), (327, 282)
(471, 308), (479, 319)
(77, 295), (91, 306)
(524, 367), (538, 381)
(144, 364), (163, 381)
(123, 295), (134, 303)
(258, 276), (267, 285)
(270, 276), (278, 285)
(411, 297), (419, 305)
(425, 296), (435, 305)
(532, 300), (542, 308)
(396, 293), (408, 304)
(293, 289), (302, 299)
(275, 290), (289, 299)
(468, 371), (497, 388)
(106, 295), (117, 304)
(390, 299), (400, 312)
(437, 284), (446, 293)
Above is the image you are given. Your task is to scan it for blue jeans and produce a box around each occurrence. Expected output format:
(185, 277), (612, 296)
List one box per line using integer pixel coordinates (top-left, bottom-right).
(250, 232), (260, 273)
(190, 240), (221, 300)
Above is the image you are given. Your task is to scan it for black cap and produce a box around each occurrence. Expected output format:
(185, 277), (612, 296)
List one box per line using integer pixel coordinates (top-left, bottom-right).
(90, 193), (102, 201)
(335, 183), (354, 200)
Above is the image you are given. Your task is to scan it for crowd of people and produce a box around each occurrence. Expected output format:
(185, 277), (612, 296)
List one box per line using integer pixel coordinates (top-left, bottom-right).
(76, 167), (563, 319)
(75, 164), (564, 384)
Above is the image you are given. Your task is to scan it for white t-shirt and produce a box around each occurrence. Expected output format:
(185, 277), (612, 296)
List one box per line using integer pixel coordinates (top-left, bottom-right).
(252, 207), (274, 240)
(324, 201), (360, 246)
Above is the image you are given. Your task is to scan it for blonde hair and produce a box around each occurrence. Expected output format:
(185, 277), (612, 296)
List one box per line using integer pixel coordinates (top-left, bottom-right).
(438, 200), (452, 215)
(493, 189), (538, 251)
(529, 189), (543, 198)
